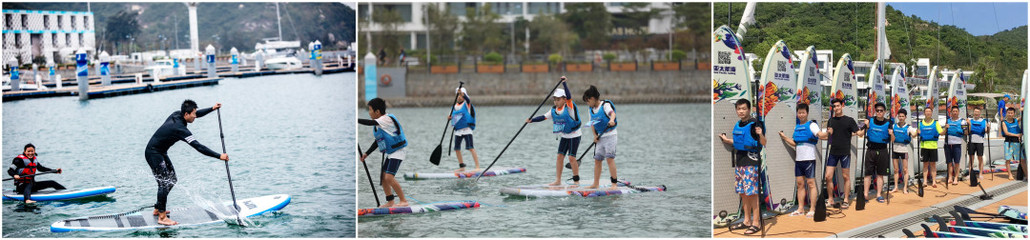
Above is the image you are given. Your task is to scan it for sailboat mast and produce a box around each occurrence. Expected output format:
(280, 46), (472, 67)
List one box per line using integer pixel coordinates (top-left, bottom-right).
(276, 2), (283, 41)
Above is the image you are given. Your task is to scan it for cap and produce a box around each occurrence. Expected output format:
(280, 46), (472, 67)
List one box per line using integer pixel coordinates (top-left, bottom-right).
(553, 89), (566, 98)
(456, 87), (467, 95)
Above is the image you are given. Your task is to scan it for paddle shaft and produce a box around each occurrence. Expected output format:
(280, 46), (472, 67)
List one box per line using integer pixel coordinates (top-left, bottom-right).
(358, 145), (380, 206)
(216, 109), (243, 225)
(2, 170), (57, 181)
(475, 79), (565, 182)
(435, 82), (465, 162)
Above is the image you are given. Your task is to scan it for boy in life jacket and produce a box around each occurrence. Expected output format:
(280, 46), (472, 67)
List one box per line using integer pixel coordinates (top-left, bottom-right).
(359, 98), (409, 207)
(891, 109), (916, 194)
(967, 108), (989, 179)
(1001, 107), (1022, 180)
(582, 85), (618, 189)
(861, 102), (893, 203)
(943, 106), (967, 185)
(917, 107), (945, 188)
(776, 103), (827, 217)
(527, 76), (583, 186)
(448, 87), (480, 172)
(719, 99), (765, 235)
(7, 143), (64, 203)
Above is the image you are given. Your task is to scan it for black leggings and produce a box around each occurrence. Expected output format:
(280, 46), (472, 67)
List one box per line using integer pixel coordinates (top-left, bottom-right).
(145, 151), (177, 212)
(16, 180), (67, 200)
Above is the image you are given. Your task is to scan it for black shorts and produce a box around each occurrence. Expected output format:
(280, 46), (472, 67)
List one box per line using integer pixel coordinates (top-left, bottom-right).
(892, 152), (908, 160)
(865, 148), (890, 176)
(920, 148), (938, 162)
(967, 143), (984, 156)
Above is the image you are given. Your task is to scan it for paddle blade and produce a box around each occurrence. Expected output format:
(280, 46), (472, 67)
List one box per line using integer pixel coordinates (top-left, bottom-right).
(814, 188), (827, 222)
(856, 185), (866, 211)
(429, 145), (442, 165)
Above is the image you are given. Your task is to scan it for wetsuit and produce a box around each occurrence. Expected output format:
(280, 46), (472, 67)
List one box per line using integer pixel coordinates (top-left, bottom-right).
(7, 155), (65, 200)
(145, 108), (221, 212)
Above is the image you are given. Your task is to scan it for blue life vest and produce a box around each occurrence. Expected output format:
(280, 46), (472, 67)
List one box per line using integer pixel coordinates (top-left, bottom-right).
(969, 119), (987, 137)
(946, 118), (965, 137)
(893, 124), (911, 144)
(589, 100), (617, 135)
(919, 120), (939, 142)
(1005, 120), (1022, 135)
(733, 120), (762, 152)
(373, 114), (408, 154)
(792, 120), (819, 145)
(867, 119), (891, 144)
(451, 103), (476, 130)
(551, 104), (581, 134)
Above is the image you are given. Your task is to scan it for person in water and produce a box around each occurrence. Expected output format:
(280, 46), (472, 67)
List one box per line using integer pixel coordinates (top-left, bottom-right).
(448, 87), (480, 172)
(719, 99), (765, 235)
(583, 85), (618, 189)
(527, 76), (583, 186)
(7, 143), (64, 204)
(777, 103), (826, 217)
(360, 98), (409, 207)
(145, 100), (228, 226)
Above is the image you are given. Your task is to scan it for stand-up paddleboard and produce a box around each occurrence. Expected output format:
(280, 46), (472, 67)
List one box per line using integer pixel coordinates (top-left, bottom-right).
(1022, 69), (1028, 177)
(757, 40), (798, 214)
(828, 54), (857, 202)
(499, 181), (666, 198)
(3, 186), (115, 202)
(796, 46), (823, 211)
(358, 200), (480, 217)
(50, 194), (290, 232)
(958, 220), (1029, 233)
(943, 225), (1028, 238)
(999, 205), (1028, 221)
(712, 25), (754, 227)
(403, 167), (526, 180)
(890, 65), (918, 189)
(946, 70), (969, 173)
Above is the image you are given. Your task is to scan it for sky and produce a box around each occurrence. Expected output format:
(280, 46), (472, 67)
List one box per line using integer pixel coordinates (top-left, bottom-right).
(887, 2), (1028, 36)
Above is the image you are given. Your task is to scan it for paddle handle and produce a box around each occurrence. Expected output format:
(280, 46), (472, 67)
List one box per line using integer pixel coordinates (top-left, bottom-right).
(359, 145), (380, 206)
(439, 82), (465, 144)
(2, 170), (58, 181)
(476, 78), (565, 182)
(216, 109), (243, 225)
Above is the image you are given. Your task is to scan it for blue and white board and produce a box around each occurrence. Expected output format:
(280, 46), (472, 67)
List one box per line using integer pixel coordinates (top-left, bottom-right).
(403, 167), (525, 180)
(51, 194), (290, 232)
(499, 181), (666, 198)
(828, 54), (857, 201)
(358, 200), (479, 217)
(711, 25), (754, 226)
(757, 40), (798, 214)
(3, 186), (115, 201)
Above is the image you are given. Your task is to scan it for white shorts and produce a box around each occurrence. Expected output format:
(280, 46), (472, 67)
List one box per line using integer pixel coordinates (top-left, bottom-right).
(593, 135), (617, 161)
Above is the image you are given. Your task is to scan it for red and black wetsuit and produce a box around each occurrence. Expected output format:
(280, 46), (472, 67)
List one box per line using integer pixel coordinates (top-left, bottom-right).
(7, 154), (65, 200)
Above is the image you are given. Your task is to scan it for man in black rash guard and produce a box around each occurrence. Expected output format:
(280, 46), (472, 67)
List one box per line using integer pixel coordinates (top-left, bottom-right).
(145, 100), (228, 226)
(825, 98), (865, 209)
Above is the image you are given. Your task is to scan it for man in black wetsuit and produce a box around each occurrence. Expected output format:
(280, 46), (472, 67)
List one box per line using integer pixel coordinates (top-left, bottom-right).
(146, 100), (228, 226)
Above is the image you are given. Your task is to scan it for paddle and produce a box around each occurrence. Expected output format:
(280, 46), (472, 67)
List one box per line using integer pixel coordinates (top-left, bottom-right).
(215, 109), (243, 226)
(2, 170), (58, 181)
(475, 77), (565, 182)
(358, 145), (380, 207)
(916, 108), (924, 197)
(856, 121), (868, 211)
(429, 82), (465, 166)
(565, 131), (607, 169)
(814, 133), (830, 222)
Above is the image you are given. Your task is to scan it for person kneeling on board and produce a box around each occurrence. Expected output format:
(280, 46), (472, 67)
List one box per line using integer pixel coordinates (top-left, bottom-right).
(719, 99), (765, 235)
(861, 103), (892, 203)
(583, 85), (618, 189)
(8, 143), (64, 204)
(891, 109), (916, 194)
(1001, 107), (1022, 180)
(777, 103), (826, 217)
(449, 87), (480, 172)
(527, 77), (583, 186)
(359, 98), (410, 208)
(145, 100), (229, 226)
(917, 107), (945, 188)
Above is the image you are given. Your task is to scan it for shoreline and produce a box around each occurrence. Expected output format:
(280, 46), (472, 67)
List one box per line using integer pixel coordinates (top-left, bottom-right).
(357, 94), (710, 108)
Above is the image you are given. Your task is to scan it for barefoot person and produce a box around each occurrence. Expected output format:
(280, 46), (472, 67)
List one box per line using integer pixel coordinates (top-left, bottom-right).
(527, 76), (582, 186)
(583, 85), (618, 189)
(891, 109), (916, 194)
(359, 98), (409, 207)
(967, 108), (989, 179)
(777, 103), (825, 217)
(145, 100), (229, 226)
(449, 87), (480, 172)
(7, 143), (64, 204)
(719, 99), (765, 235)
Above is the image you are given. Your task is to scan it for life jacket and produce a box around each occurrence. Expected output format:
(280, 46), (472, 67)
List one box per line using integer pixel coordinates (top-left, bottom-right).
(589, 100), (617, 136)
(969, 118), (987, 137)
(1005, 119), (1022, 135)
(893, 123), (911, 144)
(919, 120), (940, 142)
(946, 118), (965, 137)
(867, 119), (891, 144)
(12, 154), (37, 184)
(551, 104), (581, 134)
(451, 103), (476, 130)
(373, 114), (408, 154)
(733, 120), (762, 152)
(792, 120), (819, 145)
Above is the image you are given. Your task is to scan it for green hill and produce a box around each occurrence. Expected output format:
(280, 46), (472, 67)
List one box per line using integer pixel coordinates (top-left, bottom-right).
(3, 2), (355, 53)
(713, 2), (1027, 93)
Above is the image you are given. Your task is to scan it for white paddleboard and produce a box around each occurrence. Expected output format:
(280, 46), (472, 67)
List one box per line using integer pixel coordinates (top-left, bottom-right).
(711, 25), (754, 224)
(51, 194), (290, 232)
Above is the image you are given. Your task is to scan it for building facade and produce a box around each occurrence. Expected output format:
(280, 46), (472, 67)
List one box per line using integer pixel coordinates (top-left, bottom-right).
(2, 9), (95, 66)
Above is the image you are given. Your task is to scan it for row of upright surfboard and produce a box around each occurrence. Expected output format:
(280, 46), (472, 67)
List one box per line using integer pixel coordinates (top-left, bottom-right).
(711, 24), (1029, 227)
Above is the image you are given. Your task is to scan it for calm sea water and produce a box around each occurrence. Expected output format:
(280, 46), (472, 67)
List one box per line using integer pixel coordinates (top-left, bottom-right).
(2, 73), (356, 237)
(357, 103), (711, 238)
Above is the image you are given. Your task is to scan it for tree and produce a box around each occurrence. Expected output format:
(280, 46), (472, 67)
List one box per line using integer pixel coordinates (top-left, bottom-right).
(423, 3), (460, 59)
(104, 10), (141, 54)
(371, 6), (405, 60)
(562, 3), (611, 50)
(527, 14), (577, 56)
(459, 3), (504, 56)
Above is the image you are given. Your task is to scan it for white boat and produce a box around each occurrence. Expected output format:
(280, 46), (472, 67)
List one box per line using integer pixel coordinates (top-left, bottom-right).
(143, 59), (177, 78)
(264, 55), (302, 70)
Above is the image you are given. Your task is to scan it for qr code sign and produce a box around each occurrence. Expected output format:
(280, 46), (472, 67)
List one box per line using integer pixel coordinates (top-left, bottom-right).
(718, 52), (731, 64)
